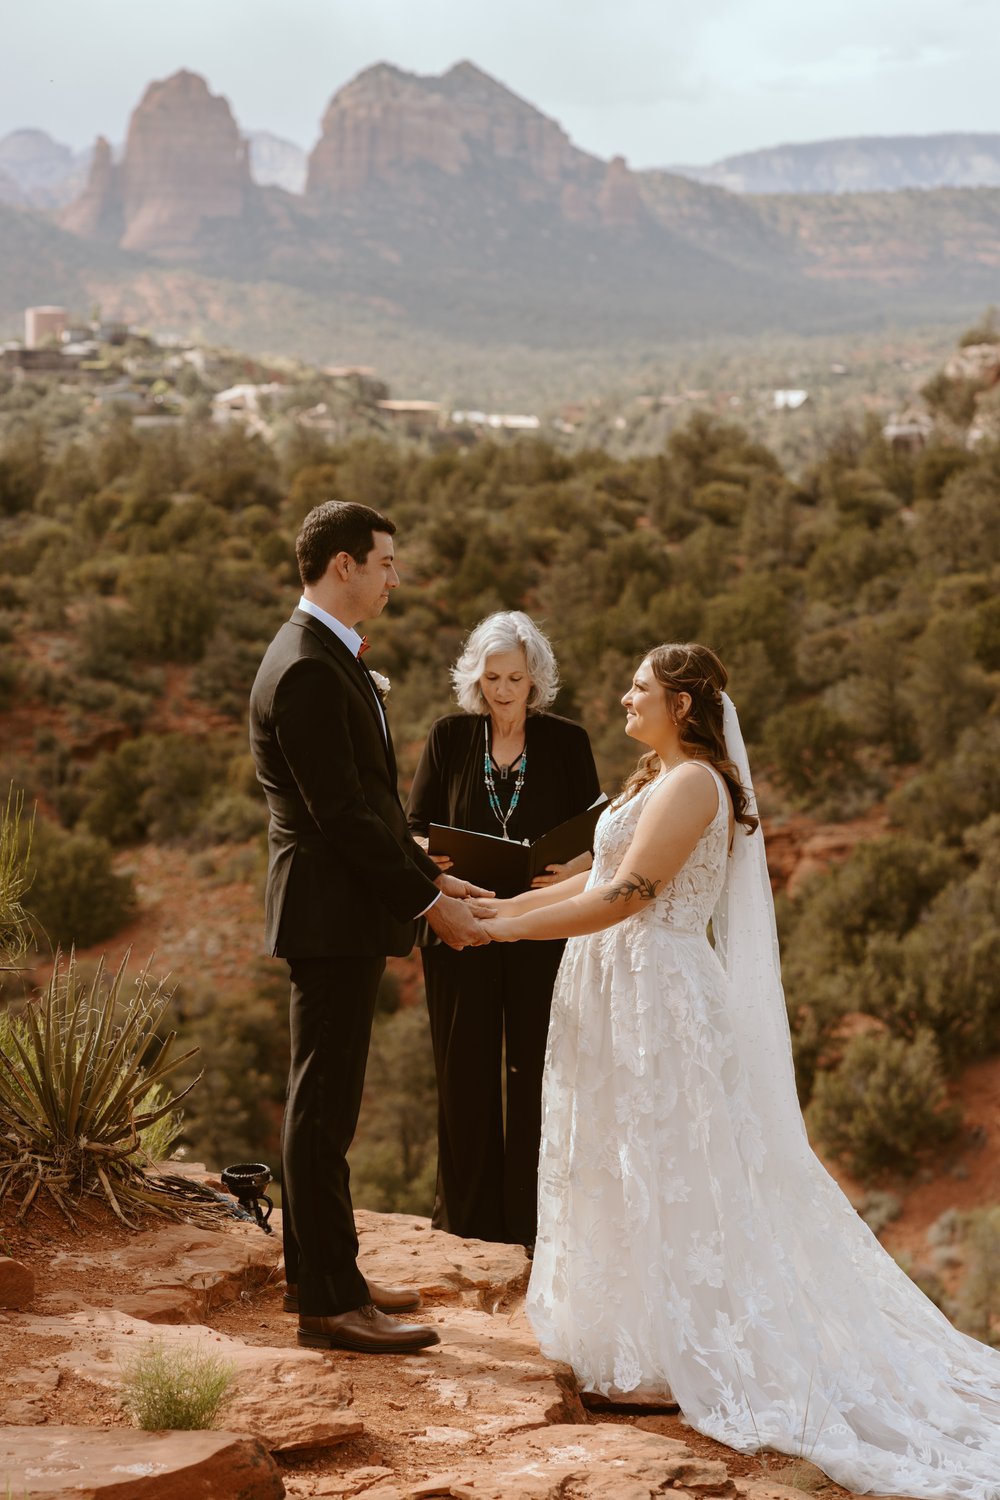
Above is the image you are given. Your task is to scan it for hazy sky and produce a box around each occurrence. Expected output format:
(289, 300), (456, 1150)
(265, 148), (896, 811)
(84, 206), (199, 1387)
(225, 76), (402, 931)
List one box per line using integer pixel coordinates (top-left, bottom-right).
(3, 0), (999, 166)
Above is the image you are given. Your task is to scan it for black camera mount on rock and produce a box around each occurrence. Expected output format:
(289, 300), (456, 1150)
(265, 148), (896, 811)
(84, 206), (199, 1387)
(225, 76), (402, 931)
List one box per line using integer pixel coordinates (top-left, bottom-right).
(221, 1161), (274, 1235)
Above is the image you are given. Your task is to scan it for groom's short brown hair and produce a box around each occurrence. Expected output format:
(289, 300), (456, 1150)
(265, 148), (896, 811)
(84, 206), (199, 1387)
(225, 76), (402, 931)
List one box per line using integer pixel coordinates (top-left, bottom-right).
(296, 501), (396, 585)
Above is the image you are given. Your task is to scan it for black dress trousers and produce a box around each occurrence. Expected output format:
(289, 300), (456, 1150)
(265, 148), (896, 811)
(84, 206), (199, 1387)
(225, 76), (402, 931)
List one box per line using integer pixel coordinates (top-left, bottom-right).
(281, 954), (385, 1316)
(423, 937), (564, 1245)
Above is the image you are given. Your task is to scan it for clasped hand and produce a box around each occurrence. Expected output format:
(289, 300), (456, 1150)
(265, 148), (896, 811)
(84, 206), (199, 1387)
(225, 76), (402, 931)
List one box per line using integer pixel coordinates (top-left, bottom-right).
(426, 872), (497, 950)
(470, 897), (518, 944)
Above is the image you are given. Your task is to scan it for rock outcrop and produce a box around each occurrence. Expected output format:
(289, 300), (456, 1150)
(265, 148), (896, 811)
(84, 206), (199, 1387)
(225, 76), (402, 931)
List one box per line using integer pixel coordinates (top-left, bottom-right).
(120, 71), (252, 252)
(59, 135), (122, 243)
(0, 1204), (854, 1500)
(0, 1255), (34, 1309)
(62, 71), (254, 253)
(0, 1427), (283, 1499)
(305, 60), (609, 219)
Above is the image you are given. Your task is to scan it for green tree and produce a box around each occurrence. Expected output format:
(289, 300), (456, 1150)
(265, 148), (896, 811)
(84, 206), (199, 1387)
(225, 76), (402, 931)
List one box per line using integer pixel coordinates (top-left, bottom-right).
(25, 819), (134, 949)
(807, 1029), (959, 1182)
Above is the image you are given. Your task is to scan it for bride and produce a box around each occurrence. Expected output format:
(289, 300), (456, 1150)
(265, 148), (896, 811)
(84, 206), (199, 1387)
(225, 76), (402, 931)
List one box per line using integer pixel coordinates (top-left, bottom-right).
(480, 642), (1000, 1499)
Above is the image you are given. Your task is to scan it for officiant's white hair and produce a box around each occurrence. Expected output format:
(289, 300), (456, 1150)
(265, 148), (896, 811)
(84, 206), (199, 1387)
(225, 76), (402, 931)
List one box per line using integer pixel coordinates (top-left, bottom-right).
(452, 611), (560, 714)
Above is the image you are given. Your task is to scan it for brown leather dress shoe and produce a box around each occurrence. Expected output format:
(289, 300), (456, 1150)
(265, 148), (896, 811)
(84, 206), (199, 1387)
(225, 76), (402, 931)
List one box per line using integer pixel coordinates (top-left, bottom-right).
(297, 1303), (440, 1353)
(283, 1280), (421, 1315)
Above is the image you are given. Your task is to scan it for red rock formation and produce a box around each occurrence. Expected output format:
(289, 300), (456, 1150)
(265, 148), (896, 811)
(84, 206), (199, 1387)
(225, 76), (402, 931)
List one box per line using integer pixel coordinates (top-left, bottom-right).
(306, 60), (598, 205)
(62, 71), (253, 253)
(59, 135), (122, 242)
(119, 71), (251, 251)
(597, 154), (643, 228)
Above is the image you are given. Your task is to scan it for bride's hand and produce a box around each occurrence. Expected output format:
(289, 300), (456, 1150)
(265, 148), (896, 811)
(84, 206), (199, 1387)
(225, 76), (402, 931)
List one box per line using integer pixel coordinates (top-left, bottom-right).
(481, 917), (519, 943)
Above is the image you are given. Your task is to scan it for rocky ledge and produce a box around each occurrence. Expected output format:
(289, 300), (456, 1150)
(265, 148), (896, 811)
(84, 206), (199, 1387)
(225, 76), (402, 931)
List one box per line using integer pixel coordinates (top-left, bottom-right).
(0, 1196), (853, 1499)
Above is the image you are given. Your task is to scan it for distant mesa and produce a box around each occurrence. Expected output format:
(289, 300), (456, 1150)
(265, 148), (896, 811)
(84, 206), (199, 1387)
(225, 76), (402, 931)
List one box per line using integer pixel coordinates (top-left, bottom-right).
(62, 70), (253, 253)
(673, 132), (1000, 194)
(0, 128), (91, 209)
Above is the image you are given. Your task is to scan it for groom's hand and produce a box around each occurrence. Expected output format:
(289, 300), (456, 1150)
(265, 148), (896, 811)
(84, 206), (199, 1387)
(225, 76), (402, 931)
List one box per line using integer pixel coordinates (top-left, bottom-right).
(425, 893), (491, 950)
(435, 873), (495, 901)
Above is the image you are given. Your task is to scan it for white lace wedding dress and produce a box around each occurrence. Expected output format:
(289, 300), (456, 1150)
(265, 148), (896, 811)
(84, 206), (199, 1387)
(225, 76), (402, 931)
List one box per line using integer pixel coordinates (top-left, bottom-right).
(527, 765), (1000, 1498)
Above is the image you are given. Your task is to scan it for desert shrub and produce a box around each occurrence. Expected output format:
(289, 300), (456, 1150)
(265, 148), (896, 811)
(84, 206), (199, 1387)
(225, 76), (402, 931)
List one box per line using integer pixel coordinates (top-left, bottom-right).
(0, 427), (45, 515)
(920, 371), (983, 427)
(80, 734), (225, 847)
(172, 969), (287, 1170)
(855, 824), (1000, 1065)
(901, 612), (993, 759)
(888, 720), (1000, 845)
(760, 699), (863, 806)
(804, 523), (905, 603)
(24, 818), (134, 950)
(122, 555), (218, 663)
(806, 1029), (959, 1182)
(955, 1206), (1000, 1345)
(913, 467), (1000, 575)
(198, 792), (263, 845)
(838, 614), (920, 761)
(73, 599), (142, 681)
(120, 1341), (236, 1430)
(914, 444), (974, 500)
(191, 630), (268, 719)
(702, 572), (796, 672)
(859, 1190), (902, 1237)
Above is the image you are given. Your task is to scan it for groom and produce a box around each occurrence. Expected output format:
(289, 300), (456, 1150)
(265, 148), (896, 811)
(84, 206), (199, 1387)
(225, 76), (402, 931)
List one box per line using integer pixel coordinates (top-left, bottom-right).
(250, 500), (490, 1353)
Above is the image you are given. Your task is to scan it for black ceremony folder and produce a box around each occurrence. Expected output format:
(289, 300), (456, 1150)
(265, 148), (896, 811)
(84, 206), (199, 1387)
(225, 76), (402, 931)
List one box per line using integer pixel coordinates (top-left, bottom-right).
(429, 794), (609, 897)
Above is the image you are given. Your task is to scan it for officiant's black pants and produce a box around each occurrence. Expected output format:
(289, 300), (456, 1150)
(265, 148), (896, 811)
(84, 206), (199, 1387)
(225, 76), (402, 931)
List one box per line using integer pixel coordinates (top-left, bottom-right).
(281, 954), (384, 1316)
(422, 938), (564, 1247)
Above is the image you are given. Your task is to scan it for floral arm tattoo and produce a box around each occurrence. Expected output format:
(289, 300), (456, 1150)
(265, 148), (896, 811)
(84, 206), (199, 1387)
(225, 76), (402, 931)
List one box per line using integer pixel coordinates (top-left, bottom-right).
(602, 871), (661, 904)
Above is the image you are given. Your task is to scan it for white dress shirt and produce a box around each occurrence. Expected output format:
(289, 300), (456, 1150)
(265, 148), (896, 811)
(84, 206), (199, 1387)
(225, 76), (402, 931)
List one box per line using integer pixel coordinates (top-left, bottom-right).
(297, 594), (439, 918)
(298, 595), (387, 741)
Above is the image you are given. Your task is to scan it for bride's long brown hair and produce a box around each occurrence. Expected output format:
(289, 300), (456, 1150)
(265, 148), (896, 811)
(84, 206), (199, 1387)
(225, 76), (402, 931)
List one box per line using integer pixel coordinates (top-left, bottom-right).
(619, 643), (758, 836)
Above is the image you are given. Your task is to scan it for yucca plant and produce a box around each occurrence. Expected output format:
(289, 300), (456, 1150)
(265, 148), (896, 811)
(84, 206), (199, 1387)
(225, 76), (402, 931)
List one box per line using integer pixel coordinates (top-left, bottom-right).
(0, 950), (221, 1227)
(0, 784), (32, 970)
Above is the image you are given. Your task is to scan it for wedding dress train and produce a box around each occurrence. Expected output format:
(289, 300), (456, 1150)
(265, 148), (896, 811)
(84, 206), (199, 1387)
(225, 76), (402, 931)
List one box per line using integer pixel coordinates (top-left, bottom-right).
(526, 762), (1000, 1499)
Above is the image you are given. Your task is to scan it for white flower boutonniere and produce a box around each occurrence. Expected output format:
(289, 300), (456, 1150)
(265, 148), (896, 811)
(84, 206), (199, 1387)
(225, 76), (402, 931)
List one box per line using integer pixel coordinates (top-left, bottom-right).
(369, 670), (391, 702)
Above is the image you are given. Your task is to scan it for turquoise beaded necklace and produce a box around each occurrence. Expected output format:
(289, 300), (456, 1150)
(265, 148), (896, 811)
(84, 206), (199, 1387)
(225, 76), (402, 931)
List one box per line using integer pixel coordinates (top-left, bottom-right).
(483, 721), (527, 840)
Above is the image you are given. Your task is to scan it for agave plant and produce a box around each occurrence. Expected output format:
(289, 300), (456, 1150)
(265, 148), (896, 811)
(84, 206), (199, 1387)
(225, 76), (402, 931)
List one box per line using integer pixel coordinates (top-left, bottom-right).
(0, 950), (220, 1227)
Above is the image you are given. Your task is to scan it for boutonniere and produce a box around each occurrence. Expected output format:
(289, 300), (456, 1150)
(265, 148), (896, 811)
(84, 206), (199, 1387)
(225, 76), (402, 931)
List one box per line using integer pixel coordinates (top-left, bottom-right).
(369, 670), (391, 702)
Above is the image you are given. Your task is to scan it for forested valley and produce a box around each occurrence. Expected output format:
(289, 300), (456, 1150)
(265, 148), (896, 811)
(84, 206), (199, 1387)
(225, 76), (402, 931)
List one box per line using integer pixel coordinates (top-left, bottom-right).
(0, 330), (998, 1332)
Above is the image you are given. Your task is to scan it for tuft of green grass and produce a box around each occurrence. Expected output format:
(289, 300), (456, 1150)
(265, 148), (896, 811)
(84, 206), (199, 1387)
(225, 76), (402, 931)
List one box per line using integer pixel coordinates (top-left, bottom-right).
(119, 1340), (237, 1431)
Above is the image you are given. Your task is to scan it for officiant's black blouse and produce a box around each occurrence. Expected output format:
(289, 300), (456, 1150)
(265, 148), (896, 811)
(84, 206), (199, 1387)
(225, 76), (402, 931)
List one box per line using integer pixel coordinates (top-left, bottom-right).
(407, 710), (600, 851)
(406, 708), (600, 1249)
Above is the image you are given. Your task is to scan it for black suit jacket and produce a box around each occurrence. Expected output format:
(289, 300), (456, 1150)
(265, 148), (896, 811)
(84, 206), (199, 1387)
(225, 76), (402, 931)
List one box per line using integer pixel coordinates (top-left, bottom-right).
(249, 608), (440, 958)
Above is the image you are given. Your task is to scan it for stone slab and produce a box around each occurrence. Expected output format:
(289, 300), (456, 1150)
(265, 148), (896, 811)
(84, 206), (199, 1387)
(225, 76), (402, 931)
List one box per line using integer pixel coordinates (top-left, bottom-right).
(15, 1308), (359, 1454)
(42, 1220), (281, 1319)
(0, 1255), (35, 1309)
(410, 1421), (738, 1499)
(354, 1211), (529, 1309)
(392, 1304), (584, 1438)
(0, 1425), (283, 1499)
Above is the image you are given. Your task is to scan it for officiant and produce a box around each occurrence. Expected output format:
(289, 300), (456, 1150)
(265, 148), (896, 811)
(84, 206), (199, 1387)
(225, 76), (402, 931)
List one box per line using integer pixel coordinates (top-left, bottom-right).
(407, 611), (600, 1250)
